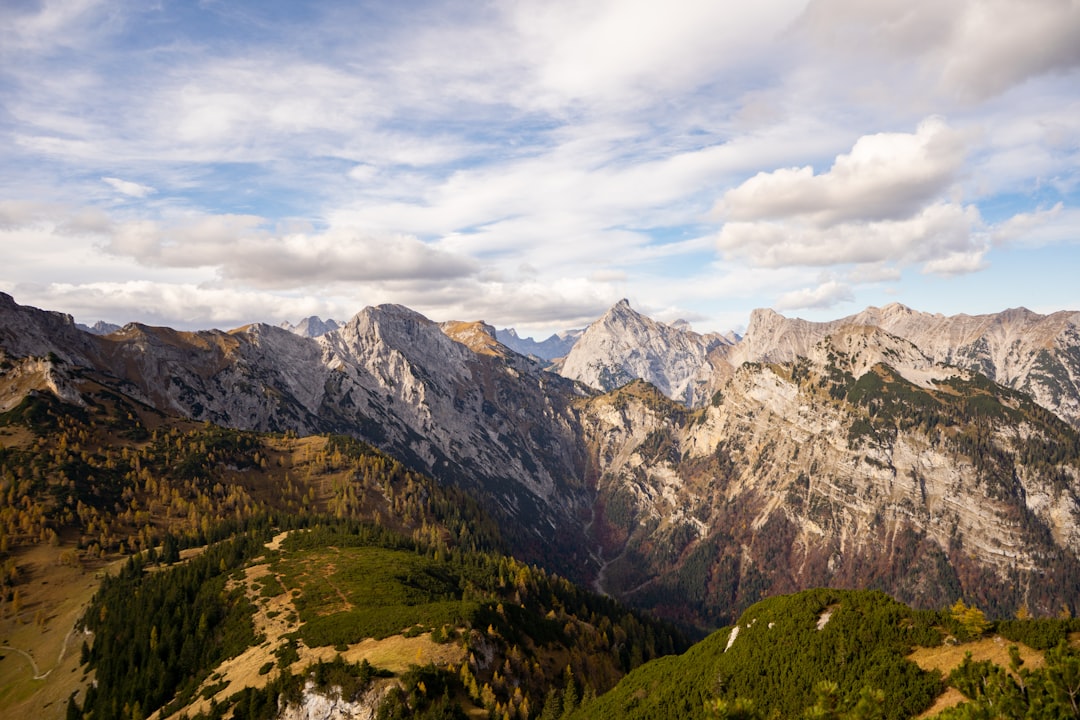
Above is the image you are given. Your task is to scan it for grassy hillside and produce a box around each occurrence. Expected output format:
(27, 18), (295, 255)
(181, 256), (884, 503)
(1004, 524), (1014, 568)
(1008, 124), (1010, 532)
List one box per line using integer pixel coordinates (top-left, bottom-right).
(572, 589), (942, 720)
(572, 588), (1080, 720)
(75, 518), (684, 720)
(0, 387), (684, 718)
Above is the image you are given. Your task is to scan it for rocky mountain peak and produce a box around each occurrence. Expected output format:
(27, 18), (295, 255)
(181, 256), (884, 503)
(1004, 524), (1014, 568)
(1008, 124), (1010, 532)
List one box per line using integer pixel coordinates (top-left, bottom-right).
(732, 307), (830, 365)
(280, 315), (340, 338)
(496, 326), (585, 361)
(339, 304), (444, 347)
(557, 299), (730, 405)
(0, 292), (94, 365)
(77, 320), (122, 335)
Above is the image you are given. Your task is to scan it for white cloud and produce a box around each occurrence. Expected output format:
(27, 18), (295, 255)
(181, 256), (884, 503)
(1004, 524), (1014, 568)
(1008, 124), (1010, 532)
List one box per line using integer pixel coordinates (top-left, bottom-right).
(845, 263), (902, 284)
(509, 0), (803, 109)
(964, 102), (1080, 199)
(14, 280), (341, 330)
(98, 215), (479, 287)
(774, 280), (854, 311)
(2, 1), (1078, 335)
(716, 117), (966, 225)
(919, 250), (988, 276)
(713, 119), (993, 277)
(102, 176), (155, 198)
(991, 203), (1080, 248)
(3, 206), (478, 289)
(938, 0), (1080, 101)
(0, 0), (110, 53)
(795, 0), (1080, 104)
(717, 202), (986, 273)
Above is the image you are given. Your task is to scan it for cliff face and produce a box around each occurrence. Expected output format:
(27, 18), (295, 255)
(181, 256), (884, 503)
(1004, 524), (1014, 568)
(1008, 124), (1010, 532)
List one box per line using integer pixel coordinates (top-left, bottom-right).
(314, 305), (590, 562)
(580, 326), (1080, 624)
(728, 303), (1080, 428)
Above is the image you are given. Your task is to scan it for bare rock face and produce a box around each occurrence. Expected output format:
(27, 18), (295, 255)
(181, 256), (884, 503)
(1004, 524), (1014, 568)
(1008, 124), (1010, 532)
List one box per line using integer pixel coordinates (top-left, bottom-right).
(0, 292), (97, 365)
(581, 326), (1080, 625)
(558, 299), (734, 406)
(316, 306), (586, 507)
(731, 303), (1080, 429)
(278, 681), (391, 720)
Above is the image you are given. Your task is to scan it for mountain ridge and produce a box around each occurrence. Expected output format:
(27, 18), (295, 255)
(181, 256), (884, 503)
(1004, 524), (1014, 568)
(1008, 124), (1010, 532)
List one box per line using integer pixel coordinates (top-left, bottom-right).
(3, 291), (1080, 628)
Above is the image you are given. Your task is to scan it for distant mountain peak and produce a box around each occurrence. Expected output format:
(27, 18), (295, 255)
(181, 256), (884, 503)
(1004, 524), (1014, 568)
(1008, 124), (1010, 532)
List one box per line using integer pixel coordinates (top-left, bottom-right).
(280, 315), (340, 338)
(495, 326), (585, 362)
(77, 320), (122, 335)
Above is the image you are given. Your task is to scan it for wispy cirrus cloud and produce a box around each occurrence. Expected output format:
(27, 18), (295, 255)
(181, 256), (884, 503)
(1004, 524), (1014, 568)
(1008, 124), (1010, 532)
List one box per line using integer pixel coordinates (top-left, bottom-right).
(102, 176), (154, 198)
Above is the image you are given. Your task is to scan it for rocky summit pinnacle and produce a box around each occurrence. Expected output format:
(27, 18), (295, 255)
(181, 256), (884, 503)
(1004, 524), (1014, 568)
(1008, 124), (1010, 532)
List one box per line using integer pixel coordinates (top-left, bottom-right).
(556, 299), (734, 406)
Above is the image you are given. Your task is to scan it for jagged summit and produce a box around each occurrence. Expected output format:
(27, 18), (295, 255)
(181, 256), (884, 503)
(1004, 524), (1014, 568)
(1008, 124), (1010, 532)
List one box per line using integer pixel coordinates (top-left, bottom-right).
(734, 304), (1080, 425)
(280, 315), (340, 338)
(495, 326), (585, 361)
(557, 298), (733, 406)
(77, 320), (122, 335)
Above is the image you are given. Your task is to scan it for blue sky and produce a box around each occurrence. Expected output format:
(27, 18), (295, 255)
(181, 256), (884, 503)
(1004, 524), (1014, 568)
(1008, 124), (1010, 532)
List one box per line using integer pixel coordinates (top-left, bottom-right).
(1, 0), (1078, 338)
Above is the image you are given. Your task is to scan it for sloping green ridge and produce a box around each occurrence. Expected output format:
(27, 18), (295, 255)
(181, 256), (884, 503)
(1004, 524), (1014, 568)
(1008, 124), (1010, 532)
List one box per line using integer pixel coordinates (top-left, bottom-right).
(574, 588), (943, 720)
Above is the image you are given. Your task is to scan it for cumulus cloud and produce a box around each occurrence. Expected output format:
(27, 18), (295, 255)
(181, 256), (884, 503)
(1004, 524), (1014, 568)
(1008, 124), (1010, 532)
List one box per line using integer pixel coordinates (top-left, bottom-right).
(716, 117), (966, 225)
(717, 203), (986, 273)
(714, 119), (991, 277)
(102, 176), (155, 197)
(774, 280), (854, 311)
(919, 250), (988, 276)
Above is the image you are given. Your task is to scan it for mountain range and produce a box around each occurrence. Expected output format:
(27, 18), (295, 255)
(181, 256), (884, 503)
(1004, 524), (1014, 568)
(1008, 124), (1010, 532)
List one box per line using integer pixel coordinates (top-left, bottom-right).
(3, 291), (1080, 628)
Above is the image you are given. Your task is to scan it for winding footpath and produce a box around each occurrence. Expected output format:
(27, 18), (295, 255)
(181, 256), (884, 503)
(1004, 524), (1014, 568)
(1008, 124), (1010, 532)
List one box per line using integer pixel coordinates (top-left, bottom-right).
(1, 624), (81, 680)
